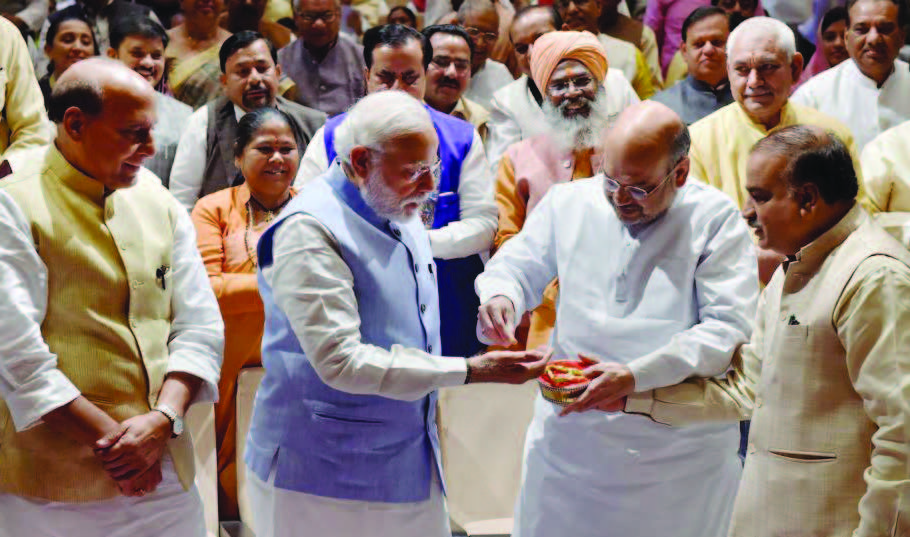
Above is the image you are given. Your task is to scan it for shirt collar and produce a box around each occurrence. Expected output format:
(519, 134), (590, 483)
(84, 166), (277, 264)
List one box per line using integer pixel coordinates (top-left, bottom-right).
(233, 104), (246, 122)
(48, 143), (108, 205)
(687, 75), (729, 93)
(784, 202), (865, 276)
(733, 100), (796, 135)
(451, 97), (470, 121)
(846, 57), (898, 88)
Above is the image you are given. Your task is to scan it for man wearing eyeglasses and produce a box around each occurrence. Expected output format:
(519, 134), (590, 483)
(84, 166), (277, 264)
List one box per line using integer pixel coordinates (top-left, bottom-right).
(457, 0), (516, 108)
(485, 6), (638, 169)
(295, 23), (497, 360)
(278, 0), (365, 117)
(245, 90), (550, 537)
(493, 30), (637, 349)
(422, 24), (491, 144)
(477, 100), (758, 537)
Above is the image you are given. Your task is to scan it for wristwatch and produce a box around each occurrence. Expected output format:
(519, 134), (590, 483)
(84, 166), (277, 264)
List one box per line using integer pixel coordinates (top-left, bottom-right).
(153, 403), (184, 438)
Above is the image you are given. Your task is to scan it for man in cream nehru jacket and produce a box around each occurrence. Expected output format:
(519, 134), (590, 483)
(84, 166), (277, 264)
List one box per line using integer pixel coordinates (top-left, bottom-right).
(0, 58), (223, 537)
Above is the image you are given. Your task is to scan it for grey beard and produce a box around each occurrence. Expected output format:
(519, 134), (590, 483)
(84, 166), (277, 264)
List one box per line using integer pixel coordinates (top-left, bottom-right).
(541, 88), (613, 153)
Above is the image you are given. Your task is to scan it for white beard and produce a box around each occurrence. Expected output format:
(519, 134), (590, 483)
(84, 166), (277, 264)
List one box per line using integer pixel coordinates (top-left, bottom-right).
(541, 87), (612, 153)
(359, 167), (428, 223)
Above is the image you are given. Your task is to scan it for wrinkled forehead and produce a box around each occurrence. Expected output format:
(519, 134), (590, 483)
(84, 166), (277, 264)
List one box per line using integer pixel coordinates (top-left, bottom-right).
(370, 42), (425, 72)
(429, 33), (471, 59)
(728, 35), (788, 65)
(226, 41), (275, 70)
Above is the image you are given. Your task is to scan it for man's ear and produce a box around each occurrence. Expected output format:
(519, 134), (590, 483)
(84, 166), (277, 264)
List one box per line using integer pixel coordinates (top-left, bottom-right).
(348, 146), (371, 184)
(220, 72), (228, 88)
(362, 67), (370, 88)
(674, 156), (690, 187)
(62, 107), (86, 141)
(797, 182), (820, 214)
(106, 47), (119, 59)
(790, 51), (804, 83)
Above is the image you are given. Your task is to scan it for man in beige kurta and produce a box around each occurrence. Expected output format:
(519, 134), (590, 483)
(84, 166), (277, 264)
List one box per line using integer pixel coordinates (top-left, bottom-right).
(606, 125), (910, 537)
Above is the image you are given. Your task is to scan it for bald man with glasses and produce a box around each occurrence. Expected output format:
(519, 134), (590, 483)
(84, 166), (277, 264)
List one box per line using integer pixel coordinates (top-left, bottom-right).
(477, 100), (758, 537)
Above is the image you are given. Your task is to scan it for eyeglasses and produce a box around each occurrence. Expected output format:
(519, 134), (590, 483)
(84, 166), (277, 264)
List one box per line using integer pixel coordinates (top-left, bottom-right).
(598, 164), (679, 201)
(430, 56), (471, 72)
(368, 147), (443, 184)
(464, 26), (498, 44)
(299, 10), (337, 23)
(547, 74), (594, 96)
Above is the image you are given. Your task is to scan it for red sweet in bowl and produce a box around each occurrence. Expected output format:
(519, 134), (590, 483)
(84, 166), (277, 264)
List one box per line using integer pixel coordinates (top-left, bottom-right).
(537, 357), (596, 406)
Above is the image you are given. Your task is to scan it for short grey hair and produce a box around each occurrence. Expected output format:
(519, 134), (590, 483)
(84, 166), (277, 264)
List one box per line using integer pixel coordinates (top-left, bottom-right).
(726, 16), (796, 62)
(668, 124), (691, 167)
(334, 91), (436, 165)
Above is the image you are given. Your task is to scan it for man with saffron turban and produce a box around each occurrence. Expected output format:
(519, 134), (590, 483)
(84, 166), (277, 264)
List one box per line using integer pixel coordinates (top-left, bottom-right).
(494, 30), (636, 349)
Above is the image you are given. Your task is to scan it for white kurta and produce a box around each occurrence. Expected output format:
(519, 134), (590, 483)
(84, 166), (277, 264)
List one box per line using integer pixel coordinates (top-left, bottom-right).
(791, 59), (910, 151)
(475, 178), (759, 537)
(464, 58), (515, 110)
(245, 464), (450, 537)
(486, 71), (639, 170)
(0, 459), (206, 537)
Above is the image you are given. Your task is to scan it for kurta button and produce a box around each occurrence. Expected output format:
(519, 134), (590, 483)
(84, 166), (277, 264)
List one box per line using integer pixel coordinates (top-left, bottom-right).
(420, 304), (427, 313)
(427, 344), (433, 352)
(562, 160), (572, 168)
(391, 228), (401, 237)
(414, 263), (419, 272)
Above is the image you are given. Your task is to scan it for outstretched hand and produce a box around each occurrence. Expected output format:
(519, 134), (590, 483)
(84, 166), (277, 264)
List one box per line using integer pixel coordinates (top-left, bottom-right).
(466, 347), (552, 384)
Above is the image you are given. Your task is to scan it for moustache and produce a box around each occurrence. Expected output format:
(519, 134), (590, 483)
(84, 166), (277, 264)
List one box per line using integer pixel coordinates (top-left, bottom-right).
(437, 77), (461, 89)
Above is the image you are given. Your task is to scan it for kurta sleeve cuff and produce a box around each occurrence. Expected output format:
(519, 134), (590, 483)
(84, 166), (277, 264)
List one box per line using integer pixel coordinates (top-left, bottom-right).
(626, 353), (671, 392)
(166, 351), (221, 405)
(7, 368), (81, 431)
(430, 354), (469, 387)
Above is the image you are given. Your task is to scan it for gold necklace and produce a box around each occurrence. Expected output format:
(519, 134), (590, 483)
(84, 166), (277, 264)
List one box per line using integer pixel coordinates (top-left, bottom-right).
(243, 194), (291, 268)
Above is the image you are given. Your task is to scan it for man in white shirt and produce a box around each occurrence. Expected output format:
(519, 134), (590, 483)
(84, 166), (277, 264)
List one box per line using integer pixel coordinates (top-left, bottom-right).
(486, 6), (638, 169)
(295, 23), (496, 358)
(477, 100), (758, 537)
(245, 89), (550, 537)
(792, 0), (910, 150)
(0, 59), (223, 537)
(457, 0), (515, 108)
(169, 31), (325, 211)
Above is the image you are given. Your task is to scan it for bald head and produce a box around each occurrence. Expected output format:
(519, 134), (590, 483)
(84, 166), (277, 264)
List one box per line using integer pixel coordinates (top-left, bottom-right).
(50, 58), (156, 123)
(603, 101), (690, 168)
(600, 102), (691, 226)
(52, 58), (158, 191)
(457, 0), (497, 22)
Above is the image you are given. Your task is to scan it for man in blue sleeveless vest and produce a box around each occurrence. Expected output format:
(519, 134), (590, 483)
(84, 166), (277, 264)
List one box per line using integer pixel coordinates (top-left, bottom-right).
(293, 23), (497, 359)
(245, 90), (550, 537)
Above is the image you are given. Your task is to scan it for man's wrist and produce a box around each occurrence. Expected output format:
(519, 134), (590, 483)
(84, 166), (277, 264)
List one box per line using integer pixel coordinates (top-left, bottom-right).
(150, 409), (173, 435)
